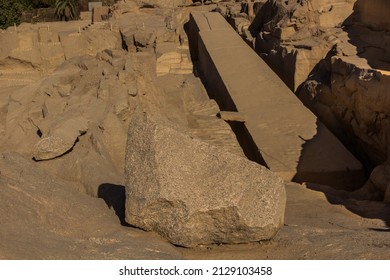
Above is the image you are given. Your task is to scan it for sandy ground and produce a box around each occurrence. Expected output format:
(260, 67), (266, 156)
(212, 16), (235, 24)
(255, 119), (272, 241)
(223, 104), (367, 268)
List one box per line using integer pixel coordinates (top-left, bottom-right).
(180, 182), (390, 259)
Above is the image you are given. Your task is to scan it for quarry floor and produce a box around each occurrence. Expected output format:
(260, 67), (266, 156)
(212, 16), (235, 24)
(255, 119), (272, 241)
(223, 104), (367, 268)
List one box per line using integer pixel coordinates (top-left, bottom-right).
(180, 182), (390, 259)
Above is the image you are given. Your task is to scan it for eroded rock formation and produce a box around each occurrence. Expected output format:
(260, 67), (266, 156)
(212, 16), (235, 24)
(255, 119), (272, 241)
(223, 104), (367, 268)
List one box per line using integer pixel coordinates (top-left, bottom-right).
(231, 0), (390, 199)
(0, 21), (121, 87)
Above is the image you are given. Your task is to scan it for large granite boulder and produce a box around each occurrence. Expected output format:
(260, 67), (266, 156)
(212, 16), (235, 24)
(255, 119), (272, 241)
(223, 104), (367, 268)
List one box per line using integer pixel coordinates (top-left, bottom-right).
(125, 113), (286, 247)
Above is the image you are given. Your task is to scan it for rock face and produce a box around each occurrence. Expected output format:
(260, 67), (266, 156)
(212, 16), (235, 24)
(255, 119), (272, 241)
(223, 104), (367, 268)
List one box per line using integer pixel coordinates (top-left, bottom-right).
(125, 113), (286, 247)
(294, 0), (390, 173)
(248, 0), (356, 91)
(118, 12), (177, 53)
(33, 116), (88, 160)
(239, 0), (390, 198)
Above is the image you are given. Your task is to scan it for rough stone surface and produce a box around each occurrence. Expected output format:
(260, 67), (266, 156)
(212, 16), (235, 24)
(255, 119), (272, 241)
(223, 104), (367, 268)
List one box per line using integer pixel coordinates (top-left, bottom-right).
(137, 0), (192, 8)
(191, 11), (364, 189)
(246, 0), (356, 91)
(92, 6), (110, 24)
(33, 116), (88, 161)
(0, 51), (140, 197)
(125, 113), (286, 247)
(0, 21), (121, 82)
(229, 0), (390, 198)
(118, 11), (178, 53)
(33, 135), (75, 160)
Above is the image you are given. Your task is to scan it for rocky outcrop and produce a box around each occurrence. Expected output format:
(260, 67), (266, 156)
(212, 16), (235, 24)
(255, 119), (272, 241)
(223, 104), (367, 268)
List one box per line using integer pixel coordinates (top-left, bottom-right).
(295, 0), (390, 177)
(125, 113), (286, 247)
(0, 50), (139, 196)
(247, 0), (356, 91)
(118, 12), (176, 53)
(239, 0), (390, 198)
(33, 116), (88, 161)
(0, 21), (121, 87)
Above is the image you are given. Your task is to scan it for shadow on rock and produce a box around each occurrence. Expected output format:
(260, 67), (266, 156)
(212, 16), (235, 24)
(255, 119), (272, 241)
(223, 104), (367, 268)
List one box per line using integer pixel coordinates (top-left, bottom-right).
(343, 0), (390, 71)
(292, 119), (366, 191)
(306, 183), (390, 228)
(98, 183), (130, 227)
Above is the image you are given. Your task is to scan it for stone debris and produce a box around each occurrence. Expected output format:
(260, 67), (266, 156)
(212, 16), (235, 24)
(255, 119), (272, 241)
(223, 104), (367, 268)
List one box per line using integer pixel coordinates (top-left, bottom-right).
(33, 116), (88, 161)
(218, 111), (246, 122)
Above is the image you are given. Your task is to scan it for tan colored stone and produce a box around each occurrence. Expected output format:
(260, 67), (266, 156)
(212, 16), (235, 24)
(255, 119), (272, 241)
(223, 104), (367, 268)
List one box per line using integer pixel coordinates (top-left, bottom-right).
(218, 111), (246, 122)
(191, 11), (364, 189)
(92, 6), (110, 24)
(33, 116), (88, 161)
(0, 152), (181, 259)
